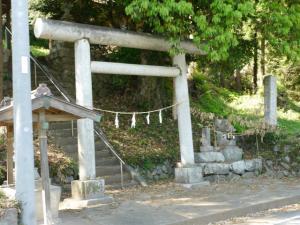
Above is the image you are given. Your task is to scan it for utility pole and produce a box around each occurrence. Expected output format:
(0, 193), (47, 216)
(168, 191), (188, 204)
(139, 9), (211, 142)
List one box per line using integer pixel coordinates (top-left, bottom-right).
(11, 0), (36, 224)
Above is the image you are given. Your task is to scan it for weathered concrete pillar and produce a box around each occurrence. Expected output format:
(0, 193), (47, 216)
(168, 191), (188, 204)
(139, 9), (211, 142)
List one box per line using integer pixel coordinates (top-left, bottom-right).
(74, 39), (96, 181)
(172, 54), (195, 166)
(64, 38), (112, 207)
(173, 55), (208, 188)
(264, 75), (277, 126)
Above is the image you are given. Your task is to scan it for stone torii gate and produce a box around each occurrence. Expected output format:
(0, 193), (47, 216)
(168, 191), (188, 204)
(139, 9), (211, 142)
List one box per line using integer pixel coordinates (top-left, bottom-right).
(34, 18), (208, 188)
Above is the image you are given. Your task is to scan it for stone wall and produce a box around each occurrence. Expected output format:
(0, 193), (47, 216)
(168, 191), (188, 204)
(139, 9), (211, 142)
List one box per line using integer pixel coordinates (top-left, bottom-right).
(201, 159), (263, 183)
(133, 161), (174, 181)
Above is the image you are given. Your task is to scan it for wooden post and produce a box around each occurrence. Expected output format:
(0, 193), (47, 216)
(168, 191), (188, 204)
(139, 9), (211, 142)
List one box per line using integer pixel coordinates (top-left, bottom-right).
(39, 110), (53, 225)
(7, 126), (14, 184)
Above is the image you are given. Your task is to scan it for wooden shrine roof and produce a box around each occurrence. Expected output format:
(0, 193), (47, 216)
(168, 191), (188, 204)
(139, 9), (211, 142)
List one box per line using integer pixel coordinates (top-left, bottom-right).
(0, 95), (101, 126)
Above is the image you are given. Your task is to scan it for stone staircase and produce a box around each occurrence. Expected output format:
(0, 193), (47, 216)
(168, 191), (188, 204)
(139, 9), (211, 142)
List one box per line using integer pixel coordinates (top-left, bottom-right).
(30, 61), (137, 189)
(48, 122), (136, 189)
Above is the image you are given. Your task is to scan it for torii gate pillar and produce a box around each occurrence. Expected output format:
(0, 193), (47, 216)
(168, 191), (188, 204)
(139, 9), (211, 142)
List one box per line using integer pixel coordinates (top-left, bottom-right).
(173, 54), (208, 187)
(68, 39), (111, 205)
(172, 54), (195, 166)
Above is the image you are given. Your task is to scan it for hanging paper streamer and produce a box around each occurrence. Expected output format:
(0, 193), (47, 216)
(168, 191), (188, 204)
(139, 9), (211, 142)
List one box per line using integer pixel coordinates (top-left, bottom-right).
(131, 113), (136, 128)
(159, 110), (163, 124)
(115, 113), (119, 129)
(146, 113), (150, 125)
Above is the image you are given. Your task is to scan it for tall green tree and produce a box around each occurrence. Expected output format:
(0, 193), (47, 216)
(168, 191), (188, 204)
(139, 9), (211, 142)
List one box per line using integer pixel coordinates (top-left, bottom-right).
(126, 0), (300, 92)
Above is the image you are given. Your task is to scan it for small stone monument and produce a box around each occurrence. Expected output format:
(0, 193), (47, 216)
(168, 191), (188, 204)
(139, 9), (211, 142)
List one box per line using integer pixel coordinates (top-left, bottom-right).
(215, 119), (235, 148)
(194, 119), (262, 182)
(264, 75), (277, 126)
(195, 127), (225, 163)
(200, 127), (214, 152)
(214, 119), (243, 162)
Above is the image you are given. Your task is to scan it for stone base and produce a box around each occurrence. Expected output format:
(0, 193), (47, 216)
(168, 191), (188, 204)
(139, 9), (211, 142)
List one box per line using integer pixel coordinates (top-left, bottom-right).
(222, 146), (243, 162)
(1, 184), (61, 223)
(60, 195), (113, 209)
(175, 166), (209, 187)
(71, 179), (105, 200)
(63, 178), (113, 209)
(195, 152), (225, 163)
(200, 145), (214, 152)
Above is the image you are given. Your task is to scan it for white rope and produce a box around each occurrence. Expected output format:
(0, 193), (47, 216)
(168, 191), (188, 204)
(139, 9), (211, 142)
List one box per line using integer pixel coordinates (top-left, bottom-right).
(93, 101), (184, 115)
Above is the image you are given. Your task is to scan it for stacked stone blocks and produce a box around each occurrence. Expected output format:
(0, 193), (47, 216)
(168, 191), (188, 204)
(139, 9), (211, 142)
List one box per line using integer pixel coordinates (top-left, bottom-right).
(195, 120), (262, 182)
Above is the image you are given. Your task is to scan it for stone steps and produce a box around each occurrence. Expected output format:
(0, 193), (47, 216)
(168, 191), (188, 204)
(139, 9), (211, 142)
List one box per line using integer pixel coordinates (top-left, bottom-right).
(96, 157), (120, 166)
(101, 173), (132, 185)
(96, 165), (122, 176)
(56, 142), (106, 152)
(48, 122), (135, 189)
(65, 149), (112, 159)
(49, 122), (78, 130)
(49, 128), (77, 137)
(54, 137), (106, 148)
(48, 122), (134, 188)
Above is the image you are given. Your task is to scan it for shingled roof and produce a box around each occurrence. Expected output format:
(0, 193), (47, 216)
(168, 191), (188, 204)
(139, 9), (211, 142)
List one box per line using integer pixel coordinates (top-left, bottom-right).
(0, 84), (101, 126)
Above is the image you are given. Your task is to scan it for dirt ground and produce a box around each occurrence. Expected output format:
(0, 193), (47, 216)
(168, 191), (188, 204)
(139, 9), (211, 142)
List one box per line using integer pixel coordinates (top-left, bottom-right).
(107, 176), (299, 206)
(59, 176), (300, 225)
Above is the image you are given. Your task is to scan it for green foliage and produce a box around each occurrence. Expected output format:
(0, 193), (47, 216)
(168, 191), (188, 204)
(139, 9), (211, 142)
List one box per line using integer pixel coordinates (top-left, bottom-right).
(258, 1), (300, 61)
(30, 46), (50, 57)
(126, 1), (300, 62)
(0, 165), (5, 184)
(191, 70), (237, 116)
(126, 0), (255, 60)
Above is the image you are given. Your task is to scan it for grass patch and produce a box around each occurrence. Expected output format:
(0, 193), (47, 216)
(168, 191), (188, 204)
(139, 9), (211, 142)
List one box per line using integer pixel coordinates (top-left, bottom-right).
(30, 45), (50, 57)
(101, 112), (179, 169)
(278, 118), (300, 134)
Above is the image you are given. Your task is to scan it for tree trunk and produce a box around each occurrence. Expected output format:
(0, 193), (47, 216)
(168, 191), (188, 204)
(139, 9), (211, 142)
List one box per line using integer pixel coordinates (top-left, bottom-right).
(219, 71), (225, 87)
(136, 51), (166, 109)
(253, 34), (258, 94)
(235, 69), (242, 92)
(0, 0), (4, 101)
(260, 37), (266, 77)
